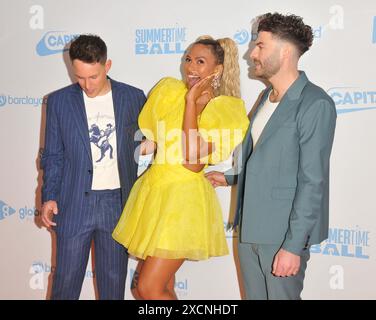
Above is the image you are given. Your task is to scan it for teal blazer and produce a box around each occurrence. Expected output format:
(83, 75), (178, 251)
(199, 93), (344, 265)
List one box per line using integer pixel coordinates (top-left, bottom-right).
(225, 72), (337, 255)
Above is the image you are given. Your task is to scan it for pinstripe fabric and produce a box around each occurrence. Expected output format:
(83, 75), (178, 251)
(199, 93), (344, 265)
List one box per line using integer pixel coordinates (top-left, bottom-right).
(41, 78), (146, 299)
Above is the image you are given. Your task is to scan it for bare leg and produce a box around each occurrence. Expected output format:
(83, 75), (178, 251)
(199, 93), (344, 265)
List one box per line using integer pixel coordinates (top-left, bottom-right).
(137, 256), (184, 300)
(132, 260), (176, 299)
(131, 260), (143, 300)
(167, 275), (176, 298)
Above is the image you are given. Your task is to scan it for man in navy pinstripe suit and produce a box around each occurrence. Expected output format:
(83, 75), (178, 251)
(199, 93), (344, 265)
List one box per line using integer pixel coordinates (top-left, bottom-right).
(41, 35), (146, 300)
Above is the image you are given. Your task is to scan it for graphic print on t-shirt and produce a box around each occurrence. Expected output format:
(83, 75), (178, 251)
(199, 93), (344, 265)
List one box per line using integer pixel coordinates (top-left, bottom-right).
(88, 113), (116, 167)
(89, 120), (116, 163)
(88, 113), (116, 165)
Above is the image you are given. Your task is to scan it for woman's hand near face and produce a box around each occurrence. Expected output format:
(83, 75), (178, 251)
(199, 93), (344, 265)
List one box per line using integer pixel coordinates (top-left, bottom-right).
(185, 74), (215, 113)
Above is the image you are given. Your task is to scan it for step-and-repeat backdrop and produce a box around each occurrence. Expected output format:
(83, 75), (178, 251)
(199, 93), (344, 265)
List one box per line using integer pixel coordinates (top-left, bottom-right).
(1, 0), (375, 299)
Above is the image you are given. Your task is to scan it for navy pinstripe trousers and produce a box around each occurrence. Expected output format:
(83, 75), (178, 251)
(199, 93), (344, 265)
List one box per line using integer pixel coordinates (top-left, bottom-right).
(51, 189), (128, 300)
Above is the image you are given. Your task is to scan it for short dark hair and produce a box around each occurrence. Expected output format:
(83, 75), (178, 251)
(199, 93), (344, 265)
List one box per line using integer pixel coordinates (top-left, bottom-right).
(257, 13), (313, 56)
(69, 34), (107, 64)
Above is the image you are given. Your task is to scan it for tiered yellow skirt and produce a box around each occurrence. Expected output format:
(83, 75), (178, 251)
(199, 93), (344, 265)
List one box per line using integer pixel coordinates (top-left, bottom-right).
(112, 164), (229, 261)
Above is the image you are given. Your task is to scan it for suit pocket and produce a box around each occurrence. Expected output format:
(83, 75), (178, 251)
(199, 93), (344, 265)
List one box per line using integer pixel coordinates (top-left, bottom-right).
(271, 187), (296, 200)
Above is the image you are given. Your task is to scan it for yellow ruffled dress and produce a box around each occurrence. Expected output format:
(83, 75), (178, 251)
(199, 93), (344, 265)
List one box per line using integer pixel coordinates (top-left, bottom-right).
(112, 77), (249, 260)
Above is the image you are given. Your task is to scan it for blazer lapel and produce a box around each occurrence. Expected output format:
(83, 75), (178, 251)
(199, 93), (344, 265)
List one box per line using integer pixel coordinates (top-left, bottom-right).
(111, 78), (125, 158)
(69, 84), (92, 161)
(252, 71), (309, 153)
(242, 88), (271, 161)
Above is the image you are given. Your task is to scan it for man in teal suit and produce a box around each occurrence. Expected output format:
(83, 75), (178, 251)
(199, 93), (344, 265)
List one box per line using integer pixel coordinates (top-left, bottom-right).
(206, 13), (337, 299)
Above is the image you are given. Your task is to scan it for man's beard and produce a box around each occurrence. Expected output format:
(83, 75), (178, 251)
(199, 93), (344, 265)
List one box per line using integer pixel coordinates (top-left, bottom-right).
(253, 53), (281, 80)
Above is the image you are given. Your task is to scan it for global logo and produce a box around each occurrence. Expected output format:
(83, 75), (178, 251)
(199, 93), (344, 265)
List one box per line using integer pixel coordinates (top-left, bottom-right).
(233, 29), (258, 45)
(135, 26), (187, 55)
(36, 31), (79, 56)
(0, 95), (6, 107)
(0, 200), (16, 221)
(327, 87), (376, 114)
(19, 206), (41, 221)
(29, 262), (94, 290)
(310, 226), (370, 259)
(233, 30), (250, 45)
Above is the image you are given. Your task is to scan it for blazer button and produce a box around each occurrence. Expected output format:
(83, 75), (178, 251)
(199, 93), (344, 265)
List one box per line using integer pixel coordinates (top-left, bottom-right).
(88, 169), (92, 174)
(85, 192), (89, 196)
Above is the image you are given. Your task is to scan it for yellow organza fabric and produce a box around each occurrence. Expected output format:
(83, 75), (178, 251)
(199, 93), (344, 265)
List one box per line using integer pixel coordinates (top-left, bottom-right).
(112, 77), (249, 260)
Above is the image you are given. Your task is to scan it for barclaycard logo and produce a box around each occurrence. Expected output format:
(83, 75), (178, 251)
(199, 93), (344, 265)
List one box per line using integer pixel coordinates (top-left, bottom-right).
(327, 87), (376, 114)
(36, 31), (79, 56)
(0, 95), (6, 107)
(0, 95), (45, 107)
(0, 200), (16, 221)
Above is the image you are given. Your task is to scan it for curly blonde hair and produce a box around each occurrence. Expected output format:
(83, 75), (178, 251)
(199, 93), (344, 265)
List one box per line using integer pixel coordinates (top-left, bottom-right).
(194, 36), (240, 98)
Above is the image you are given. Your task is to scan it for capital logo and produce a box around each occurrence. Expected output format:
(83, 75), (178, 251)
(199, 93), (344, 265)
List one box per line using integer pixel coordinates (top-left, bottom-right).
(36, 31), (79, 56)
(135, 26), (187, 55)
(327, 87), (376, 114)
(373, 17), (376, 43)
(0, 95), (6, 107)
(0, 200), (16, 221)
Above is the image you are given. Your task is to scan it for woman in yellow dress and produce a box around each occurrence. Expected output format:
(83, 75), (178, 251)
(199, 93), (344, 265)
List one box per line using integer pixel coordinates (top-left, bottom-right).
(112, 36), (249, 299)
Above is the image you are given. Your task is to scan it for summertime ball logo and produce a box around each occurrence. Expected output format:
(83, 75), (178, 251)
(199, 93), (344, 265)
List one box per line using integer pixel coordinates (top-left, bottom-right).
(311, 226), (370, 259)
(135, 26), (187, 55)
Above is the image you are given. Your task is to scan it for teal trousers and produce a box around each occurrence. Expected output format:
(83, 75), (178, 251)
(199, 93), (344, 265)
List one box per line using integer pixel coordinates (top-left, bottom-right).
(238, 242), (310, 300)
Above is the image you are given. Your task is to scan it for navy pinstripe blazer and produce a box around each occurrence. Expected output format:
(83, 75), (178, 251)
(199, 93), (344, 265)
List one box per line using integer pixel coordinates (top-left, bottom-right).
(41, 78), (146, 236)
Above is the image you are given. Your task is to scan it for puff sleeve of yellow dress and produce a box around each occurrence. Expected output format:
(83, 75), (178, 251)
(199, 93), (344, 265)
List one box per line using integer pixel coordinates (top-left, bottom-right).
(137, 77), (186, 143)
(199, 96), (250, 165)
(112, 77), (250, 261)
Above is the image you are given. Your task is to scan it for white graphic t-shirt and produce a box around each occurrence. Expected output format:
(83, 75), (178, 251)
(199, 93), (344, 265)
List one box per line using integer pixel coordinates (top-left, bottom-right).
(84, 90), (121, 190)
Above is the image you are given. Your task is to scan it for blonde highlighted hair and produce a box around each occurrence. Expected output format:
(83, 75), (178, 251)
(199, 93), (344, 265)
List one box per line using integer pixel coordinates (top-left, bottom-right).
(194, 35), (241, 98)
